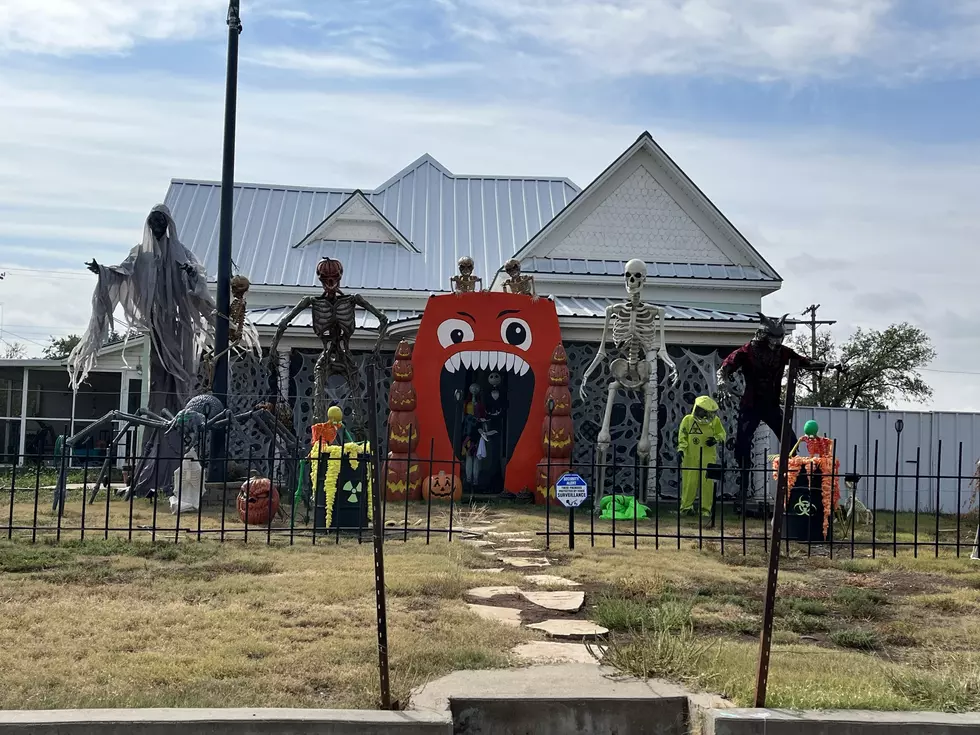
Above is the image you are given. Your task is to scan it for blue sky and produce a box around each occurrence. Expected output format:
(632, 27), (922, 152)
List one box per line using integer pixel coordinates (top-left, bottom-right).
(0, 0), (977, 409)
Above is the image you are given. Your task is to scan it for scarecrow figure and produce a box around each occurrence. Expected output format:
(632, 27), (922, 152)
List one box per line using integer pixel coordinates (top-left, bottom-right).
(68, 204), (215, 498)
(451, 256), (482, 294)
(267, 257), (388, 424)
(678, 395), (726, 517)
(717, 313), (834, 498)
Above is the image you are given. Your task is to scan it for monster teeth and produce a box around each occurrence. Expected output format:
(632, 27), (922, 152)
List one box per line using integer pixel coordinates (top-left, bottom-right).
(443, 350), (532, 375)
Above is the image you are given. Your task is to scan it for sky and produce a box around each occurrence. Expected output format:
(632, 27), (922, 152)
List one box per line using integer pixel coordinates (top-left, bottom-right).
(0, 0), (977, 410)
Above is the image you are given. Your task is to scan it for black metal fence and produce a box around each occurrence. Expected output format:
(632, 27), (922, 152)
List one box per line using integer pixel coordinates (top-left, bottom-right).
(1, 402), (977, 559)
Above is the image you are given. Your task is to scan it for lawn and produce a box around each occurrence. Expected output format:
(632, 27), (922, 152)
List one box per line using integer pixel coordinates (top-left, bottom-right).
(0, 497), (979, 712)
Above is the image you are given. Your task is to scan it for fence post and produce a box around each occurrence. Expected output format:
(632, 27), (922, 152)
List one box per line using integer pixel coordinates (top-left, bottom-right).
(754, 358), (800, 708)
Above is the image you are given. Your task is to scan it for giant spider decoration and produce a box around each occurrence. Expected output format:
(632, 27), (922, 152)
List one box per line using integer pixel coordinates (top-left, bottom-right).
(52, 393), (300, 510)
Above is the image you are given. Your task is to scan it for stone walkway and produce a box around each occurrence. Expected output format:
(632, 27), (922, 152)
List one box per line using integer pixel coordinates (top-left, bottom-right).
(462, 523), (608, 665)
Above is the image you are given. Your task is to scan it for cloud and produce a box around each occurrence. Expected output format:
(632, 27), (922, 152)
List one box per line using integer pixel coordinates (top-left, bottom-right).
(0, 66), (977, 410)
(0, 0), (227, 55)
(852, 290), (925, 312)
(784, 254), (854, 274)
(442, 0), (980, 80)
(244, 48), (479, 78)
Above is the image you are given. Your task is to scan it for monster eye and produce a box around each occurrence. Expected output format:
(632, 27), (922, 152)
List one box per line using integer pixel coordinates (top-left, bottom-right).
(500, 317), (532, 351)
(437, 318), (474, 348)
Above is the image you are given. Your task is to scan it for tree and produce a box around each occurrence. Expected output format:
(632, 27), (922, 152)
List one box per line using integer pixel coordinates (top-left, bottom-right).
(1, 342), (27, 359)
(789, 322), (935, 410)
(42, 334), (81, 360)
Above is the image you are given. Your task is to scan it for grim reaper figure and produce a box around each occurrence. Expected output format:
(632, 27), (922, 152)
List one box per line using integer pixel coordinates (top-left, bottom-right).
(68, 204), (215, 498)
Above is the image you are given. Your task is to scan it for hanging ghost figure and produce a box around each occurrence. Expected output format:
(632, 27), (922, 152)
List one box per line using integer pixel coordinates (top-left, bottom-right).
(68, 204), (216, 498)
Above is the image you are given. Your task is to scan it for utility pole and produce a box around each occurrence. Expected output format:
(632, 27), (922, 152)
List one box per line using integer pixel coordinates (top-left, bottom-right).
(210, 0), (242, 480)
(801, 304), (836, 400)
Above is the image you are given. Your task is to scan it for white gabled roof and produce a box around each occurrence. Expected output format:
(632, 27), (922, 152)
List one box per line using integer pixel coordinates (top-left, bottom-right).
(514, 132), (781, 281)
(294, 189), (419, 253)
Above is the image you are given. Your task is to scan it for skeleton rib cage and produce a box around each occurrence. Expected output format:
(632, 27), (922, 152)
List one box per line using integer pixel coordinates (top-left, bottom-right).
(609, 302), (662, 367)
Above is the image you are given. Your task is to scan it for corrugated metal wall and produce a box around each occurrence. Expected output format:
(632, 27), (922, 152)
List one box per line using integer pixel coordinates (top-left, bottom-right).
(758, 408), (980, 513)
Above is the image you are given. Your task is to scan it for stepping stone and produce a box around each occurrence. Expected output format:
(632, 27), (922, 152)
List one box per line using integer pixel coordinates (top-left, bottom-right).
(461, 539), (494, 548)
(498, 546), (539, 553)
(501, 537), (534, 544)
(512, 641), (597, 665)
(500, 557), (550, 568)
(466, 604), (522, 627)
(470, 568), (505, 574)
(525, 575), (581, 588)
(526, 620), (609, 640)
(520, 590), (585, 612)
(489, 531), (534, 538)
(479, 551), (498, 557)
(466, 585), (521, 600)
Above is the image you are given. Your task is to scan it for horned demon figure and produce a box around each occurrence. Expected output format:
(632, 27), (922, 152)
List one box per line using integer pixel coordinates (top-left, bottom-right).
(581, 259), (679, 500)
(268, 257), (389, 424)
(717, 312), (835, 499)
(501, 258), (537, 300)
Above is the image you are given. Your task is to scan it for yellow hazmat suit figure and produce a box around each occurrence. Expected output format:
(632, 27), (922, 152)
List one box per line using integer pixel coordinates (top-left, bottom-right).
(678, 396), (726, 516)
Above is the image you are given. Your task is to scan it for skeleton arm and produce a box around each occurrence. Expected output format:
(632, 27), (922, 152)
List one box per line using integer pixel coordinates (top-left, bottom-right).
(580, 305), (613, 401)
(353, 294), (390, 355)
(655, 306), (678, 386)
(267, 296), (314, 364)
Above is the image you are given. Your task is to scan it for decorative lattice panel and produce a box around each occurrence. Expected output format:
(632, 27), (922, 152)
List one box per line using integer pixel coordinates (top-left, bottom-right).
(227, 351), (274, 476)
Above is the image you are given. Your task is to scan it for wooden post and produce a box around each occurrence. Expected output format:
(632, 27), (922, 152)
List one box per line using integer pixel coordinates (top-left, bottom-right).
(754, 358), (799, 708)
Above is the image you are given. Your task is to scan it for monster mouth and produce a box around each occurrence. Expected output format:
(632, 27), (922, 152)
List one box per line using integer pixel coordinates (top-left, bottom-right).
(440, 349), (535, 465)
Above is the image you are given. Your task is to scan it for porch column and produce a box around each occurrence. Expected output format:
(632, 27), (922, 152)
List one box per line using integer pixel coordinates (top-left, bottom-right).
(117, 371), (130, 468)
(17, 366), (28, 464)
(136, 335), (151, 451)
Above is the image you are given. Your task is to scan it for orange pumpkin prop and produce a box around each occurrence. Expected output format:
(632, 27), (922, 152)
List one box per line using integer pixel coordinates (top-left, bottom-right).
(383, 455), (423, 501)
(237, 476), (281, 525)
(385, 340), (423, 499)
(422, 471), (461, 502)
(534, 344), (576, 503)
(536, 460), (571, 506)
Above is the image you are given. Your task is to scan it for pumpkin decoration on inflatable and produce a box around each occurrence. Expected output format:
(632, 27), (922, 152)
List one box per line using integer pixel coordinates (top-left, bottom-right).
(385, 340), (423, 500)
(423, 470), (461, 502)
(237, 475), (281, 525)
(536, 344), (574, 504)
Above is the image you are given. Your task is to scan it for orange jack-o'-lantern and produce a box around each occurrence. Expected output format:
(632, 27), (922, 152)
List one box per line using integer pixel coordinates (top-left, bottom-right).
(542, 414), (574, 459)
(389, 381), (417, 411)
(387, 411), (420, 453)
(535, 460), (571, 506)
(384, 455), (422, 501)
(237, 476), (281, 525)
(549, 362), (570, 386)
(422, 471), (461, 502)
(545, 385), (572, 416)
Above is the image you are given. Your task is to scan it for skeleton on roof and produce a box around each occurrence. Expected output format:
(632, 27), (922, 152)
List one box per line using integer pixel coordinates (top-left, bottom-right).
(267, 257), (389, 424)
(580, 259), (679, 501)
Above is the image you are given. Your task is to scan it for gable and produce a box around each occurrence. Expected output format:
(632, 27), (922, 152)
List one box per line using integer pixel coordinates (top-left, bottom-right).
(516, 132), (780, 280)
(547, 163), (733, 264)
(294, 190), (418, 252)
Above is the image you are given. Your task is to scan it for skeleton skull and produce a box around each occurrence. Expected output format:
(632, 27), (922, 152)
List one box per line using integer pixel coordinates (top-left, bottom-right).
(624, 259), (647, 296)
(458, 256), (475, 277)
(316, 258), (344, 295)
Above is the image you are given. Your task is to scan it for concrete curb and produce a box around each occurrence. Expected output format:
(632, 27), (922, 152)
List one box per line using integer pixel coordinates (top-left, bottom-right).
(0, 708), (452, 735)
(703, 708), (980, 735)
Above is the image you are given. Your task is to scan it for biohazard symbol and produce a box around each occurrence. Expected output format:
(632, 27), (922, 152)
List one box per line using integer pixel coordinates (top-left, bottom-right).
(794, 497), (813, 516)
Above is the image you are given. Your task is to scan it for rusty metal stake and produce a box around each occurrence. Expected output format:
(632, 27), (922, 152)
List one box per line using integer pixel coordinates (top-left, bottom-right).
(366, 362), (394, 709)
(754, 358), (799, 708)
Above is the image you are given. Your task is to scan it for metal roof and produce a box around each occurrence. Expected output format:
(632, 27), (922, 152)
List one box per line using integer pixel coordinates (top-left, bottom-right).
(523, 257), (774, 281)
(552, 297), (759, 322)
(164, 154), (580, 293)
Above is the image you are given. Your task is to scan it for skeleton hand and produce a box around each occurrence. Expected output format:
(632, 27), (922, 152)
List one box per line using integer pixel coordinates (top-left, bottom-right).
(85, 259), (99, 274)
(179, 262), (195, 276)
(579, 381), (589, 403)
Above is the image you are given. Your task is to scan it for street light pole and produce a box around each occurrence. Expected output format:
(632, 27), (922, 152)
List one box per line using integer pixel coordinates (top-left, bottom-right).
(211, 0), (242, 479)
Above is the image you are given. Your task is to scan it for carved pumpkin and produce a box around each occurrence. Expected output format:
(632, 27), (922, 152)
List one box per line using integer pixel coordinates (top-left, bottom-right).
(545, 385), (572, 416)
(389, 381), (417, 411)
(549, 362), (570, 386)
(422, 471), (461, 502)
(542, 414), (575, 459)
(535, 460), (571, 506)
(387, 411), (420, 453)
(384, 454), (422, 501)
(237, 476), (281, 525)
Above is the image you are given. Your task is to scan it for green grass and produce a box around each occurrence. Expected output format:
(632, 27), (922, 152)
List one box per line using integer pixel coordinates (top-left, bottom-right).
(830, 629), (882, 651)
(833, 587), (888, 620)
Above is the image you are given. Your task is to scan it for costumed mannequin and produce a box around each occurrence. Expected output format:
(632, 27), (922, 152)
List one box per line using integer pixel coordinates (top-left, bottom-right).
(451, 256), (482, 294)
(267, 258), (389, 425)
(580, 260), (679, 501)
(717, 313), (834, 498)
(501, 259), (537, 300)
(68, 204), (215, 498)
(678, 396), (726, 516)
(484, 371), (507, 490)
(461, 383), (486, 486)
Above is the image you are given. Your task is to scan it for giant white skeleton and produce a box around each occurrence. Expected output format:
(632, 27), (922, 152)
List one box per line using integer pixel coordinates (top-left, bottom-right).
(580, 260), (679, 500)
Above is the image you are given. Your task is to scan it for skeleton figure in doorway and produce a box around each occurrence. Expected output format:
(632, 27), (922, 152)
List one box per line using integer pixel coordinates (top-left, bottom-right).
(501, 259), (537, 300)
(267, 258), (389, 424)
(451, 256), (482, 294)
(717, 313), (834, 499)
(203, 274), (261, 389)
(580, 259), (679, 501)
(67, 204), (215, 499)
